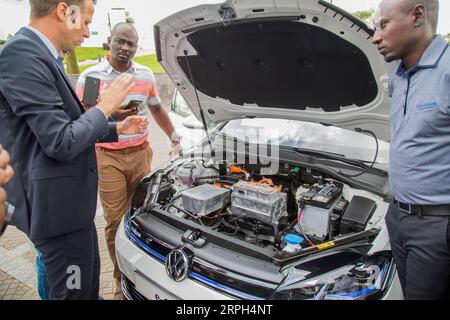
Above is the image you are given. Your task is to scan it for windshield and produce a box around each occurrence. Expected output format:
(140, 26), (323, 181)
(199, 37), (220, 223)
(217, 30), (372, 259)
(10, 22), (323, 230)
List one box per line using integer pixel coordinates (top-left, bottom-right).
(221, 119), (389, 164)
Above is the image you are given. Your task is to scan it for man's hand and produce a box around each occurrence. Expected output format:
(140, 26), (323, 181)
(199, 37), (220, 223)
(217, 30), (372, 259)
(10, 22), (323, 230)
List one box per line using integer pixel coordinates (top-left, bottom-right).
(0, 145), (13, 185)
(0, 186), (6, 229)
(116, 115), (148, 135)
(111, 105), (139, 121)
(169, 141), (182, 160)
(96, 73), (135, 118)
(0, 145), (14, 229)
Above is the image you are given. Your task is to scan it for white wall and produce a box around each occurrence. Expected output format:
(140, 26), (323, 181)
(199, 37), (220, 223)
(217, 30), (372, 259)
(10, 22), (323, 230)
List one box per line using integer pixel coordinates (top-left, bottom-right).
(0, 0), (29, 40)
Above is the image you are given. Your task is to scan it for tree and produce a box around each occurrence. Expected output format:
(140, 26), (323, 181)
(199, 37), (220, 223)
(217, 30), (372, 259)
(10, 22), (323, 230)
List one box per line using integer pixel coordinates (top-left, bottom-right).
(65, 50), (80, 74)
(0, 34), (13, 45)
(353, 8), (375, 25)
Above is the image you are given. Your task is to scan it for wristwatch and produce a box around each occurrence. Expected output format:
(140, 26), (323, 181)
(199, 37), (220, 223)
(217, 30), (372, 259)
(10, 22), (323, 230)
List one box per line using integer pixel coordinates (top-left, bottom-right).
(170, 131), (181, 143)
(0, 201), (15, 237)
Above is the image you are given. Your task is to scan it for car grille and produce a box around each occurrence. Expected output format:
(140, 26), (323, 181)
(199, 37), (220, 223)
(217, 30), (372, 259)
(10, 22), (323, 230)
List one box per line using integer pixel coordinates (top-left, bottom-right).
(121, 275), (148, 301)
(127, 219), (272, 300)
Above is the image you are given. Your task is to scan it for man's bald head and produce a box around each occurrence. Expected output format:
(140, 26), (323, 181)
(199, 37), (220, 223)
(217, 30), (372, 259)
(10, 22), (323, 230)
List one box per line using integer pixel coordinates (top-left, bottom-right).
(380, 0), (439, 32)
(111, 22), (138, 40)
(108, 22), (139, 68)
(373, 0), (439, 68)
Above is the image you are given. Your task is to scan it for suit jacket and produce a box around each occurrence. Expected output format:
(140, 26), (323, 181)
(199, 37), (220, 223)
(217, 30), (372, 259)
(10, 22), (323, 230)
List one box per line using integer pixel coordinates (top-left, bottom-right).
(0, 27), (118, 240)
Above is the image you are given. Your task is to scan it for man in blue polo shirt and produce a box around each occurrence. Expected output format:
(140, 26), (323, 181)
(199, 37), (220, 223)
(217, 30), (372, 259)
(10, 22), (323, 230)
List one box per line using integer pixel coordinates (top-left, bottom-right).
(373, 0), (450, 299)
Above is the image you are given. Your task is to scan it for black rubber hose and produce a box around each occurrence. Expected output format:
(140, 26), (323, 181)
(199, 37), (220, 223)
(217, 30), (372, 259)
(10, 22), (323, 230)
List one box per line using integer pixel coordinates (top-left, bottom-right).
(201, 160), (220, 172)
(169, 204), (205, 227)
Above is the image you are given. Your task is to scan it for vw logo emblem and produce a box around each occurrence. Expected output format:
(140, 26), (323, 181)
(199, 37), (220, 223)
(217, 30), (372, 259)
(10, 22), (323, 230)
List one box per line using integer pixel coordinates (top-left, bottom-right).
(165, 248), (190, 282)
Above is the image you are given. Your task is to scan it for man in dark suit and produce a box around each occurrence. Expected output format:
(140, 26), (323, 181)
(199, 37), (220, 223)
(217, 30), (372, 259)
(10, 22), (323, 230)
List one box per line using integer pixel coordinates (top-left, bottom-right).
(0, 0), (147, 299)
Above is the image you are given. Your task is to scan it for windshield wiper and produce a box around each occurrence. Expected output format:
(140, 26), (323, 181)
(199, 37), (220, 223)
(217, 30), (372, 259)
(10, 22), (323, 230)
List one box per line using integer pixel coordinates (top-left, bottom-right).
(290, 147), (387, 176)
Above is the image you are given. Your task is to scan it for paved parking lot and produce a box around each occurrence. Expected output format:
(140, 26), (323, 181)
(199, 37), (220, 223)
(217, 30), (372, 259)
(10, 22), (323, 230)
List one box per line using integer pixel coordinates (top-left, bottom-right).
(0, 117), (172, 300)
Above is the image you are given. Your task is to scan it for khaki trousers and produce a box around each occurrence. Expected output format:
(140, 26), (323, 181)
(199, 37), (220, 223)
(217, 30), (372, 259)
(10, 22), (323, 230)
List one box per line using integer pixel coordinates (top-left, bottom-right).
(96, 143), (153, 283)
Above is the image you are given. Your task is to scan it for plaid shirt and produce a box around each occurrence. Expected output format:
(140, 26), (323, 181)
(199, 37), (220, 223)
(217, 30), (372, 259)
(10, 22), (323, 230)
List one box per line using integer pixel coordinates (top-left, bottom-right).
(76, 56), (161, 150)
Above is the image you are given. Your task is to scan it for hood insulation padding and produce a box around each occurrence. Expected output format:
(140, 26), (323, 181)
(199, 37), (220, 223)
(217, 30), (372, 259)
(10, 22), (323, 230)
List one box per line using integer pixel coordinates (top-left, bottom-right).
(178, 20), (378, 112)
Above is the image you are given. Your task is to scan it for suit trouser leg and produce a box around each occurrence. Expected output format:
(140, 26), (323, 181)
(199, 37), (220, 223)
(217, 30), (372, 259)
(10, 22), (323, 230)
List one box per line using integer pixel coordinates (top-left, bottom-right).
(97, 146), (152, 285)
(90, 225), (101, 300)
(386, 204), (450, 300)
(34, 223), (100, 300)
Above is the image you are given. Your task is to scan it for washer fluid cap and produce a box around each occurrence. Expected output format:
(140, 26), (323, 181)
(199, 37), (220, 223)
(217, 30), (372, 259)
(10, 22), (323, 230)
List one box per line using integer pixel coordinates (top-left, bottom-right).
(284, 234), (304, 245)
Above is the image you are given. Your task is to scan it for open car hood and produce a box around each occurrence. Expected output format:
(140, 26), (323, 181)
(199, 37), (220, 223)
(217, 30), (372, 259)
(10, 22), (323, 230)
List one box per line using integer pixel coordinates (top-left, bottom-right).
(155, 0), (393, 142)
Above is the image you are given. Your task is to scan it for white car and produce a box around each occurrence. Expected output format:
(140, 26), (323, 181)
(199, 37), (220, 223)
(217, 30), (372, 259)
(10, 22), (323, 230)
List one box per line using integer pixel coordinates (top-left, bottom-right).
(116, 0), (403, 300)
(168, 89), (205, 151)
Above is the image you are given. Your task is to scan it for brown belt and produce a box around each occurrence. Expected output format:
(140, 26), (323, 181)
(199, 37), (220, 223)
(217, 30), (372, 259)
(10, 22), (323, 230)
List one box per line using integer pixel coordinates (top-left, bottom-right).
(96, 141), (149, 154)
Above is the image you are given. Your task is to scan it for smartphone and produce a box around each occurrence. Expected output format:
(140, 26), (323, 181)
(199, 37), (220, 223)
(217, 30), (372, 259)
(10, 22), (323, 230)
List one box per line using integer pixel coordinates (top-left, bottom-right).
(82, 76), (101, 106)
(124, 100), (143, 110)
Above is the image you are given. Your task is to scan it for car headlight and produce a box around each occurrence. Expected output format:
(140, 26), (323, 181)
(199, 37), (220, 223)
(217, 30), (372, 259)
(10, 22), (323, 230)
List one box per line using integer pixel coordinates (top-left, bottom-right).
(271, 251), (395, 300)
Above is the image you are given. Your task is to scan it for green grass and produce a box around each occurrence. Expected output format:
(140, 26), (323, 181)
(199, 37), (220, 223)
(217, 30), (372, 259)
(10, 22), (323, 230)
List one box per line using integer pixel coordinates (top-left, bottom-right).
(78, 54), (165, 74)
(79, 63), (97, 73)
(133, 54), (165, 73)
(72, 46), (110, 62)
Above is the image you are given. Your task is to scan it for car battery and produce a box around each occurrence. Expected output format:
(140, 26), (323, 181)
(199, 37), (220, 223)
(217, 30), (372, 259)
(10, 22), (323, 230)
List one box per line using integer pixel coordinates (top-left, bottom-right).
(297, 183), (343, 240)
(302, 183), (343, 209)
(181, 184), (230, 216)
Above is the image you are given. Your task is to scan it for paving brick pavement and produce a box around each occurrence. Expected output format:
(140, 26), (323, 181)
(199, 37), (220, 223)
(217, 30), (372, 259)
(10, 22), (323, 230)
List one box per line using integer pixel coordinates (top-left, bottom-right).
(0, 271), (39, 300)
(0, 202), (115, 300)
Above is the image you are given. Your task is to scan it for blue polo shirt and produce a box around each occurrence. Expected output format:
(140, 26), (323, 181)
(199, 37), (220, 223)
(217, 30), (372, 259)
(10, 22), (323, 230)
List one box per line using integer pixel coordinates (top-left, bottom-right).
(389, 35), (450, 205)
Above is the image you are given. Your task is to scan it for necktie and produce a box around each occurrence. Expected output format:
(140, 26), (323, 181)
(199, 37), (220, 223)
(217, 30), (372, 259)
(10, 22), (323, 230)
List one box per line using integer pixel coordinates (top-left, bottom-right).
(56, 56), (65, 73)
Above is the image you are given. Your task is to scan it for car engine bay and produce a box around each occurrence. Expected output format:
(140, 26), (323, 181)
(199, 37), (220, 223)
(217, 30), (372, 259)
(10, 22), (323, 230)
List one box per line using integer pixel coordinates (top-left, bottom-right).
(136, 157), (384, 259)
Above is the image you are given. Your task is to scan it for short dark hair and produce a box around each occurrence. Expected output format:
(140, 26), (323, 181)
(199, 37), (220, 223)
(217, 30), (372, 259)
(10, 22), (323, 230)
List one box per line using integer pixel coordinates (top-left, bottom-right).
(29, 0), (97, 18)
(402, 0), (439, 32)
(426, 0), (439, 32)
